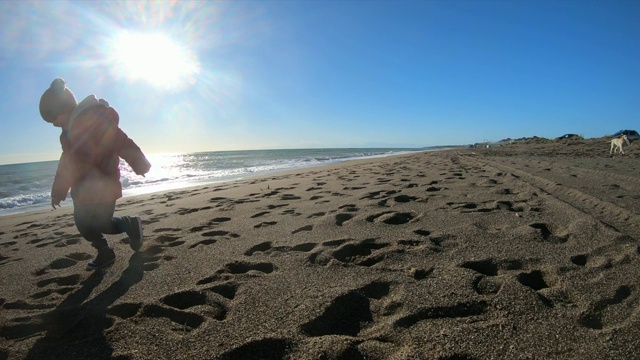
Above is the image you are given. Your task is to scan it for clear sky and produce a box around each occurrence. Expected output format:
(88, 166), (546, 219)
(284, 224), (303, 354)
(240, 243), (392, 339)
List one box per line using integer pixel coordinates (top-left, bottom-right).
(0, 0), (638, 165)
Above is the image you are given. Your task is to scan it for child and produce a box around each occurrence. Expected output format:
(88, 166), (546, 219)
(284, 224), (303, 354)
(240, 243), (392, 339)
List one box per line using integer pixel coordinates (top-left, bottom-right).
(39, 78), (151, 270)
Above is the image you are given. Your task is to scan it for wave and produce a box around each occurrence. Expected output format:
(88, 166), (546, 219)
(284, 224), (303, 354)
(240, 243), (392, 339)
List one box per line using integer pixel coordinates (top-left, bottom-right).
(0, 192), (52, 210)
(1, 148), (423, 216)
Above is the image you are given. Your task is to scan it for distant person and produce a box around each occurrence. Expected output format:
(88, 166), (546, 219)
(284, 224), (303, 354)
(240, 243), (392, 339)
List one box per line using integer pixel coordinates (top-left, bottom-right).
(39, 78), (151, 270)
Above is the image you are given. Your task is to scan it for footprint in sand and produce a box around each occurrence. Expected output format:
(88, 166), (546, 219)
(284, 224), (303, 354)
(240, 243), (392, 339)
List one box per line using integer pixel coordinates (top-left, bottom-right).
(0, 254), (21, 267)
(529, 223), (568, 244)
(18, 222), (56, 231)
(134, 244), (178, 272)
(34, 252), (93, 276)
(36, 274), (82, 288)
(196, 260), (276, 286)
(107, 280), (241, 334)
(295, 276), (463, 359)
(0, 240), (17, 248)
(27, 274), (83, 301)
(460, 258), (523, 295)
(244, 241), (316, 256)
(407, 267), (434, 280)
(460, 258), (526, 277)
(254, 221), (277, 229)
(188, 217), (232, 232)
(153, 227), (182, 233)
(144, 214), (166, 225)
(188, 239), (218, 249)
(175, 261), (274, 328)
(161, 290), (226, 320)
(360, 190), (399, 201)
(301, 291), (374, 337)
(251, 211), (270, 218)
(219, 339), (293, 360)
(426, 186), (444, 192)
(338, 204), (359, 212)
(322, 239), (348, 247)
(514, 269), (558, 308)
(301, 281), (394, 338)
(281, 194), (302, 201)
(56, 234), (83, 247)
(25, 232), (83, 249)
(281, 208), (302, 216)
(108, 302), (205, 333)
(393, 195), (420, 203)
(208, 197), (250, 211)
(394, 300), (489, 329)
(30, 286), (76, 301)
(570, 254), (588, 266)
(307, 238), (391, 267)
(223, 261), (275, 275)
(292, 225), (313, 234)
(176, 206), (214, 215)
(366, 211), (417, 225)
(395, 228), (452, 255)
(201, 230), (239, 239)
(156, 235), (186, 247)
(0, 240), (23, 266)
(186, 219), (238, 249)
(335, 213), (353, 226)
(330, 239), (390, 266)
(578, 285), (634, 330)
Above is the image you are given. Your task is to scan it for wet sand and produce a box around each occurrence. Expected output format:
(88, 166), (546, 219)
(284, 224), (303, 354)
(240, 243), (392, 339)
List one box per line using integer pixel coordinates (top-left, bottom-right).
(1, 139), (640, 359)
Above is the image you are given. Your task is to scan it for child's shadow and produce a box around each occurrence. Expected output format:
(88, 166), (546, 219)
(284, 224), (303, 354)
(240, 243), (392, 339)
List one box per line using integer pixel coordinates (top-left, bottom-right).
(25, 253), (148, 359)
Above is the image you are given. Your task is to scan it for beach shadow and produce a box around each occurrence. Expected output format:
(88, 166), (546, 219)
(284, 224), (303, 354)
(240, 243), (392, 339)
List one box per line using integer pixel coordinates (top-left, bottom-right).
(25, 253), (146, 359)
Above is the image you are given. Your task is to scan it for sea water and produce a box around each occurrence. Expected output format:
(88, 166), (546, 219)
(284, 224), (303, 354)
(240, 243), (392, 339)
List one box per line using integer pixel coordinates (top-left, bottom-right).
(0, 148), (421, 216)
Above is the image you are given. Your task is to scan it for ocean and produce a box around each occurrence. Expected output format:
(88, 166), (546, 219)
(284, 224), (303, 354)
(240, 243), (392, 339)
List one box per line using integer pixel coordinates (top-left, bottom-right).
(0, 148), (422, 216)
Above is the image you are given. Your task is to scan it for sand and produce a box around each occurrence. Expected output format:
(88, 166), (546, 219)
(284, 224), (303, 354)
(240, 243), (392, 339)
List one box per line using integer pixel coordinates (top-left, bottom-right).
(1, 139), (640, 359)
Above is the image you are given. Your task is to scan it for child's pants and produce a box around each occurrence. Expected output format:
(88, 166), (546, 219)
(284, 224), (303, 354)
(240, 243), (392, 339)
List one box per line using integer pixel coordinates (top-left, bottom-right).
(73, 201), (128, 249)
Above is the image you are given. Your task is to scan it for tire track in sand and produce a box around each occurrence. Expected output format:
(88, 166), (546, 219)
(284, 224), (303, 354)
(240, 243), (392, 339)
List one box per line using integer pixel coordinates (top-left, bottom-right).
(466, 155), (640, 239)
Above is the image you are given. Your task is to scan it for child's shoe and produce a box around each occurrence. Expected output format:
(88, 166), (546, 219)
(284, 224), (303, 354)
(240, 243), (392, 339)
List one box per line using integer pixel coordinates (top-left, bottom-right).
(126, 216), (143, 251)
(86, 246), (116, 271)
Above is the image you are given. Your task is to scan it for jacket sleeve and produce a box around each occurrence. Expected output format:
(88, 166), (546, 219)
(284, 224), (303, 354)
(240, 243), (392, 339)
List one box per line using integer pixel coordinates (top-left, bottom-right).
(116, 129), (151, 176)
(51, 152), (72, 203)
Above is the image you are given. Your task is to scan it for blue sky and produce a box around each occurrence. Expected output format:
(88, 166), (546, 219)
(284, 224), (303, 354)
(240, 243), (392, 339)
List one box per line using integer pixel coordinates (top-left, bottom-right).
(0, 0), (638, 165)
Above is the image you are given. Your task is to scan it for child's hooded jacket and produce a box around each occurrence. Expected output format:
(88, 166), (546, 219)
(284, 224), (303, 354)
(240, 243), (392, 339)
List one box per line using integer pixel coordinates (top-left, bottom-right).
(52, 95), (151, 205)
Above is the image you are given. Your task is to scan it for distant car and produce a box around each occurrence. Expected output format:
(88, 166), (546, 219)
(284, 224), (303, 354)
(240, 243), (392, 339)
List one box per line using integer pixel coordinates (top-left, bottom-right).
(611, 130), (640, 140)
(556, 134), (582, 140)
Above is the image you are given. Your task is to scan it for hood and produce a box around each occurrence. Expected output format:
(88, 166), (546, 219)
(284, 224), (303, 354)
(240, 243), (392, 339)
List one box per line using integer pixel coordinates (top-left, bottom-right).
(68, 95), (110, 129)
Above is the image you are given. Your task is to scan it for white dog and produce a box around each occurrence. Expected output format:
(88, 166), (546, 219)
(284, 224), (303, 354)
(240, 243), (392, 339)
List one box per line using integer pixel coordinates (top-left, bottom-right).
(610, 134), (630, 155)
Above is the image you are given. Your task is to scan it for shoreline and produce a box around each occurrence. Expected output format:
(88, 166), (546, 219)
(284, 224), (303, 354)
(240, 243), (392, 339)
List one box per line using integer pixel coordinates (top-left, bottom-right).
(0, 149), (431, 218)
(1, 146), (639, 359)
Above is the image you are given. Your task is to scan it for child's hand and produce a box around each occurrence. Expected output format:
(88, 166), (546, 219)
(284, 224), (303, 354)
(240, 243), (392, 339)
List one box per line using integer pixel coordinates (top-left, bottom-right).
(51, 199), (61, 210)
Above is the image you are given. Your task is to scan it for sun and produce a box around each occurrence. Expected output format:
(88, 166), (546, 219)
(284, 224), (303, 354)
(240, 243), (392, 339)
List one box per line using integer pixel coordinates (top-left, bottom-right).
(106, 30), (201, 90)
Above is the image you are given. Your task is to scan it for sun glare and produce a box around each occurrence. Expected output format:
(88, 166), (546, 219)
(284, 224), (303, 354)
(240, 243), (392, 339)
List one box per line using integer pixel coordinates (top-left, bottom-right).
(107, 31), (201, 90)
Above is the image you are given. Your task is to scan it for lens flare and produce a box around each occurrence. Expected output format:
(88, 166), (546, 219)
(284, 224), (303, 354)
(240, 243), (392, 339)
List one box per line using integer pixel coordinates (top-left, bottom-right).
(106, 30), (200, 90)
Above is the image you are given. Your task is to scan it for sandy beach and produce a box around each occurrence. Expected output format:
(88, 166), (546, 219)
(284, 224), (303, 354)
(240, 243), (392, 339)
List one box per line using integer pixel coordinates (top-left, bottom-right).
(1, 140), (640, 359)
